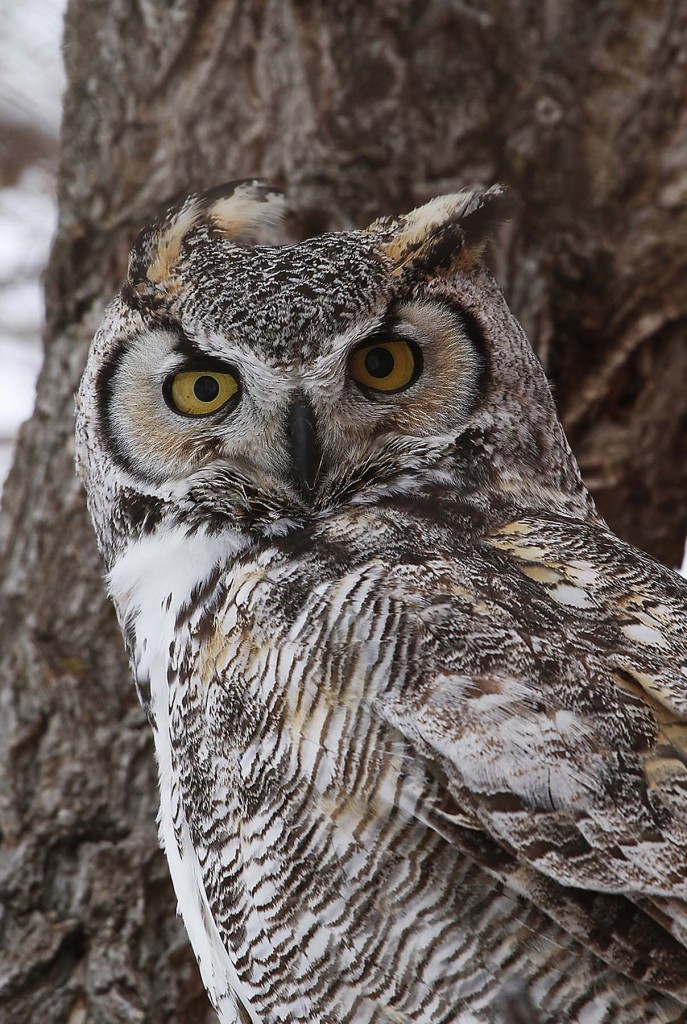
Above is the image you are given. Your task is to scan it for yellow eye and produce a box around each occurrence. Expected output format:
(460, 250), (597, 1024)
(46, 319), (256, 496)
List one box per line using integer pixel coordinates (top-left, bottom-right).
(166, 370), (239, 416)
(349, 340), (421, 393)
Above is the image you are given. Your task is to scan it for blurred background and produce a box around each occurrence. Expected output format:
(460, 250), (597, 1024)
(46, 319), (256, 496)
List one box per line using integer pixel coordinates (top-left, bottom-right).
(0, 0), (65, 485)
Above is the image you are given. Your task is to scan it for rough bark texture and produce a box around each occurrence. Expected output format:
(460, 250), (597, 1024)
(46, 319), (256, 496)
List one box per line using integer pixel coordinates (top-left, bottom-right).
(0, 1), (685, 1021)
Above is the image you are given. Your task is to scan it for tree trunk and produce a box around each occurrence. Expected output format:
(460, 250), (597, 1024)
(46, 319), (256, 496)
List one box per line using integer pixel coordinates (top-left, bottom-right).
(1, 1), (685, 1021)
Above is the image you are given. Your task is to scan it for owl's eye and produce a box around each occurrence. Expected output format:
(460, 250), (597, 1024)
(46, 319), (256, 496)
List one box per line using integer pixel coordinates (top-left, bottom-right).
(165, 370), (240, 417)
(349, 340), (422, 394)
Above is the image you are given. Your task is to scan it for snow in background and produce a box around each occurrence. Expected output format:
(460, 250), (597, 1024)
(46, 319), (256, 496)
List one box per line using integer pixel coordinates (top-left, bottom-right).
(0, 2), (65, 134)
(0, 0), (66, 486)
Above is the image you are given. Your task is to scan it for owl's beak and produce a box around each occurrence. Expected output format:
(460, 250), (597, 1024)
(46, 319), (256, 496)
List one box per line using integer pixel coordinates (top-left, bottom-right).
(287, 397), (322, 497)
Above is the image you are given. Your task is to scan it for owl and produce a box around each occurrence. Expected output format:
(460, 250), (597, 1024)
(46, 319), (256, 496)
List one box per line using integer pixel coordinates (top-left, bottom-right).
(75, 179), (687, 1024)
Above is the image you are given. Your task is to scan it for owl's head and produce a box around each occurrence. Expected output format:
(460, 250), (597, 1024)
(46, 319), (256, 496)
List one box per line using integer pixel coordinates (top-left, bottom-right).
(76, 179), (590, 563)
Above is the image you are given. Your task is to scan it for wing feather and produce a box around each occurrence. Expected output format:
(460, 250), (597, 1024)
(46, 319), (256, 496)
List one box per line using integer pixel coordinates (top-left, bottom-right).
(376, 515), (687, 949)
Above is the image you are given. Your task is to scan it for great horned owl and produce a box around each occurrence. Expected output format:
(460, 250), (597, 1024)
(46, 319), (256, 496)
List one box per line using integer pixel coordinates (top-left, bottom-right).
(75, 179), (687, 1023)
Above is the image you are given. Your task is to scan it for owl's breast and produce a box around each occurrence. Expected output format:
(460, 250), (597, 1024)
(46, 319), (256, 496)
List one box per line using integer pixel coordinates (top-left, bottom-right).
(161, 555), (477, 1022)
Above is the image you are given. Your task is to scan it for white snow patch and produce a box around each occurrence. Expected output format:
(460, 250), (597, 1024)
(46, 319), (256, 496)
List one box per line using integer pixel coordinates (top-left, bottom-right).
(0, 337), (42, 434)
(0, 0), (65, 489)
(0, 0), (66, 134)
(0, 172), (55, 486)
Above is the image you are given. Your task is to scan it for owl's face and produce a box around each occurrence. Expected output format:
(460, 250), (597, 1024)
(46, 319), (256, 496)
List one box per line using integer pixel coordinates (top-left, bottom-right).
(76, 179), (587, 562)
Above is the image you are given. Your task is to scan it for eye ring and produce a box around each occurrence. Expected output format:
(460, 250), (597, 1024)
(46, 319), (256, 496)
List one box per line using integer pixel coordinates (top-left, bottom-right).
(349, 339), (423, 395)
(163, 367), (241, 418)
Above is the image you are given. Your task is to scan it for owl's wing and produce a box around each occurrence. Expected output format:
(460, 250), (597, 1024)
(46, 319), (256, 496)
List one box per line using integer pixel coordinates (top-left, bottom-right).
(374, 513), (687, 948)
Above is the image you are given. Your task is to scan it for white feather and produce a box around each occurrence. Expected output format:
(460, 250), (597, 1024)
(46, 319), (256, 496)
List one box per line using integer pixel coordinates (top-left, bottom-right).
(108, 525), (263, 1023)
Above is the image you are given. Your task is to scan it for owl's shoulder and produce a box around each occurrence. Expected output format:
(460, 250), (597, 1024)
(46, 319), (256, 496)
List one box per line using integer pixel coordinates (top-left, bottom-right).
(478, 512), (687, 679)
(229, 507), (687, 667)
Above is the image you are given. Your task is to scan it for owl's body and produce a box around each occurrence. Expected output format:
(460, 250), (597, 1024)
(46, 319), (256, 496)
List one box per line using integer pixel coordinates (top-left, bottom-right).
(76, 181), (687, 1023)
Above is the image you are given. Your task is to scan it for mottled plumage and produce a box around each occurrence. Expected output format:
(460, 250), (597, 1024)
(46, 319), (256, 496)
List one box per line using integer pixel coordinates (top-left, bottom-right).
(76, 179), (687, 1023)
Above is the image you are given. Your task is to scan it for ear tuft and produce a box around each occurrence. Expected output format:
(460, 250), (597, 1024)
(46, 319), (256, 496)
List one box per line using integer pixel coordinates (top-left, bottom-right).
(370, 184), (517, 280)
(127, 179), (286, 290)
(201, 180), (287, 242)
(457, 185), (518, 254)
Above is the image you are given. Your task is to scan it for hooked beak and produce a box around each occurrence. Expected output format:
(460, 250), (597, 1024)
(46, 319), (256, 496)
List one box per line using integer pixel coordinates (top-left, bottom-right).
(287, 397), (322, 496)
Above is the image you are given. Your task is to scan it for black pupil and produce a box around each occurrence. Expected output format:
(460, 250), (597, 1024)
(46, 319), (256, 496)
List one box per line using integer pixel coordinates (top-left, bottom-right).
(194, 375), (220, 402)
(364, 347), (395, 378)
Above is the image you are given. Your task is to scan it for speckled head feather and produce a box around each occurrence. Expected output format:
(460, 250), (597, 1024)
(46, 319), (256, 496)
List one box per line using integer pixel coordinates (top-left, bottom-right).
(76, 180), (687, 1024)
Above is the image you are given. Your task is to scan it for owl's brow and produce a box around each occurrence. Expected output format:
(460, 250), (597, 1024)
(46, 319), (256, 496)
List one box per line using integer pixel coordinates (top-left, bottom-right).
(323, 304), (422, 360)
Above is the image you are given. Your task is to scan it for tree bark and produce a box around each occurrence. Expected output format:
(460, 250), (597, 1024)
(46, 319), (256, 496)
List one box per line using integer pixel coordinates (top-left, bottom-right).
(1, 1), (685, 1021)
